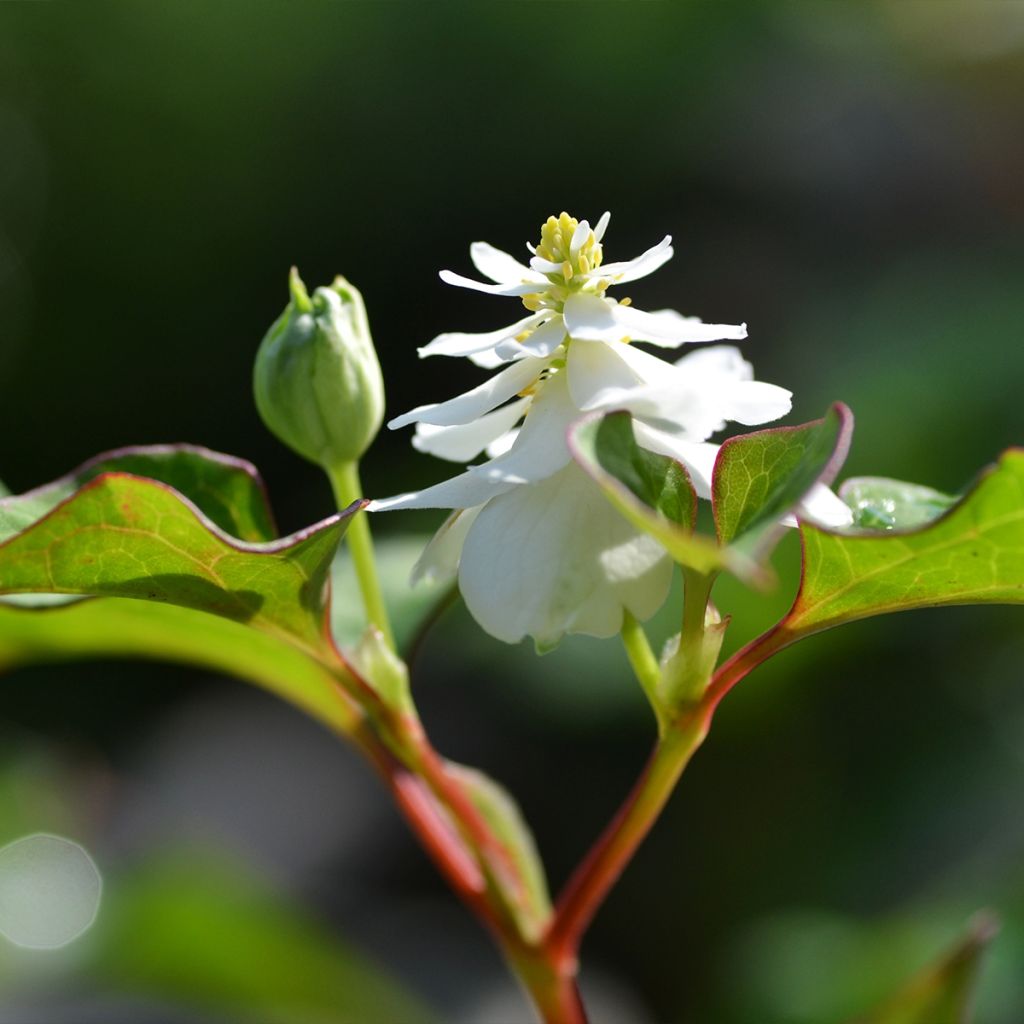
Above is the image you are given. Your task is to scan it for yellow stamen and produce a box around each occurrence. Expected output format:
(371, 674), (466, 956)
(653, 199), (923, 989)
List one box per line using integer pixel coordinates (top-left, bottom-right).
(561, 261), (573, 282)
(578, 254), (590, 275)
(619, 297), (632, 307)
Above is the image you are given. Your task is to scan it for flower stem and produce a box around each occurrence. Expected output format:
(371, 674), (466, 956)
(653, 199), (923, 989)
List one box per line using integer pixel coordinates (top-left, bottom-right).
(544, 709), (711, 969)
(620, 611), (667, 733)
(663, 568), (717, 707)
(545, 567), (719, 969)
(507, 946), (589, 1024)
(327, 460), (396, 650)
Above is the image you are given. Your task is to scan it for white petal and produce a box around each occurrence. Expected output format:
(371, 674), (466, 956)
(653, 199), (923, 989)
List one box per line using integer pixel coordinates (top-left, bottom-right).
(412, 397), (529, 462)
(607, 339), (689, 383)
(566, 294), (748, 349)
(467, 347), (514, 369)
(458, 462), (672, 647)
(367, 468), (516, 512)
(388, 356), (547, 429)
(470, 242), (533, 284)
(418, 313), (546, 359)
(439, 269), (546, 297)
(565, 290), (741, 350)
(565, 340), (651, 410)
(529, 255), (564, 274)
(624, 306), (749, 348)
(593, 211), (611, 242)
(633, 424), (719, 498)
(590, 236), (673, 284)
(563, 293), (634, 344)
(569, 219), (591, 256)
(720, 381), (792, 427)
(795, 483), (854, 529)
(673, 345), (753, 382)
(411, 506), (482, 585)
(473, 370), (576, 484)
(485, 427), (519, 458)
(495, 315), (567, 360)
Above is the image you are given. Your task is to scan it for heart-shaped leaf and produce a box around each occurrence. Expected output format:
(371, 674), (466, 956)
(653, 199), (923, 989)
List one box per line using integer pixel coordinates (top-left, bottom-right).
(0, 445), (276, 545)
(0, 449), (356, 653)
(788, 448), (1024, 637)
(712, 403), (852, 560)
(568, 410), (740, 577)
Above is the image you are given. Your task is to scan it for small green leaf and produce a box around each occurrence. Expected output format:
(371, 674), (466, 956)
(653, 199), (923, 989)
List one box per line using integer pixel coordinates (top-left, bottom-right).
(788, 449), (1024, 636)
(0, 445), (277, 544)
(712, 403), (852, 559)
(445, 762), (551, 944)
(840, 477), (957, 531)
(0, 597), (360, 737)
(568, 410), (739, 577)
(849, 913), (997, 1024)
(0, 469), (354, 652)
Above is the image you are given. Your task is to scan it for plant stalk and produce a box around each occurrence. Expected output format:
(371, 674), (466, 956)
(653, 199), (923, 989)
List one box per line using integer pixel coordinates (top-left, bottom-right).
(327, 460), (396, 649)
(544, 710), (710, 969)
(620, 611), (667, 733)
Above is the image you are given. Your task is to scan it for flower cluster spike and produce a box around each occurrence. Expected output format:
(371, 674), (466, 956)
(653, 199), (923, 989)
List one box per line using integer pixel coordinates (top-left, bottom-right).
(370, 212), (851, 649)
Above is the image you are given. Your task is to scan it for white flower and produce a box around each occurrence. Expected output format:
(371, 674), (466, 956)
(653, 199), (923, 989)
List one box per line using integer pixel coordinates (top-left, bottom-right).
(370, 213), (851, 648)
(417, 211), (748, 370)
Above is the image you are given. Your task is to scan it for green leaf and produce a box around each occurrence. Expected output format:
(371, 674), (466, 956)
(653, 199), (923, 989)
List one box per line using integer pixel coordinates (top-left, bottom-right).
(568, 410), (737, 577)
(787, 449), (1024, 637)
(92, 854), (436, 1024)
(712, 403), (852, 559)
(0, 597), (360, 737)
(849, 913), (997, 1024)
(445, 762), (551, 944)
(331, 535), (454, 655)
(0, 470), (353, 652)
(0, 445), (277, 544)
(840, 477), (957, 530)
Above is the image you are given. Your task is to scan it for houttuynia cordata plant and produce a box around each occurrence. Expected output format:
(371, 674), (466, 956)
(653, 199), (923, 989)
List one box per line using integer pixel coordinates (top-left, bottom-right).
(1, 211), (1021, 1022)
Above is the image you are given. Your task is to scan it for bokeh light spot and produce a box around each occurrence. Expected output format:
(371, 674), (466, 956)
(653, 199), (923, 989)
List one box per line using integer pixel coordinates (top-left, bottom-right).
(0, 833), (102, 950)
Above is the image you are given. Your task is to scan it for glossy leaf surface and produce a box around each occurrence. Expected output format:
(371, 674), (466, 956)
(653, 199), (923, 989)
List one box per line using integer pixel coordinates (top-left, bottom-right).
(712, 403), (852, 557)
(788, 449), (1024, 636)
(0, 446), (276, 544)
(0, 468), (353, 651)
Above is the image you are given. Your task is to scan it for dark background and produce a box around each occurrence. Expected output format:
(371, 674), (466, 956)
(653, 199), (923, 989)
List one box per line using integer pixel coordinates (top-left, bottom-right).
(1, 3), (1023, 1022)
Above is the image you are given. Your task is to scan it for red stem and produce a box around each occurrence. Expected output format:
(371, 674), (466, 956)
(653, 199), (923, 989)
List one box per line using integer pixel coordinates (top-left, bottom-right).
(545, 711), (710, 968)
(545, 623), (796, 971)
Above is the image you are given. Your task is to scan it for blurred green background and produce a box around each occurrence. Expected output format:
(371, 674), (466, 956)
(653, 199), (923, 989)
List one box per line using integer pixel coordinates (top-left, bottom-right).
(1, 2), (1023, 1021)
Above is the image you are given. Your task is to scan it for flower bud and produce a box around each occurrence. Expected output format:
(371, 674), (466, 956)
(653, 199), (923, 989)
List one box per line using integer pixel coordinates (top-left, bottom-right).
(254, 269), (384, 469)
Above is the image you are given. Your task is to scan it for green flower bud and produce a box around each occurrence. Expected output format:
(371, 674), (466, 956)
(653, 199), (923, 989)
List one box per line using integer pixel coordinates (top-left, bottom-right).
(254, 269), (384, 469)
